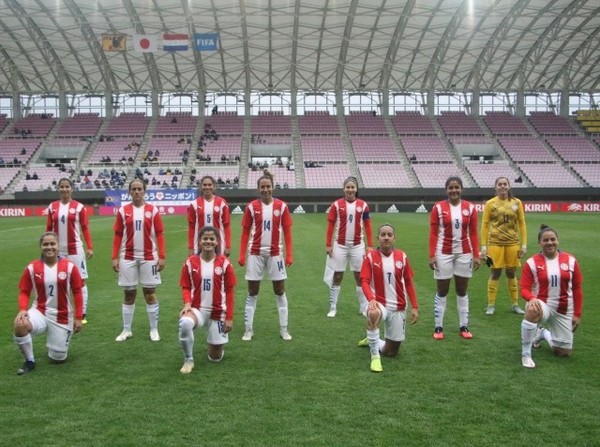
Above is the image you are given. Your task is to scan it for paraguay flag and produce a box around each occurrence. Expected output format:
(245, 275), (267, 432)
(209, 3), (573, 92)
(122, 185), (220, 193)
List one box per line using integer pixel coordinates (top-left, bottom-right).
(133, 34), (158, 53)
(163, 34), (189, 52)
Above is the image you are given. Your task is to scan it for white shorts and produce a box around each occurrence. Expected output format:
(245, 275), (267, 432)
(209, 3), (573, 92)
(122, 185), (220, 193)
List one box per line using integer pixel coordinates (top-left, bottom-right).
(363, 302), (407, 342)
(190, 308), (229, 346)
(28, 307), (73, 356)
(538, 301), (574, 349)
(330, 242), (365, 272)
(245, 254), (287, 281)
(118, 259), (161, 288)
(434, 253), (473, 280)
(65, 253), (88, 279)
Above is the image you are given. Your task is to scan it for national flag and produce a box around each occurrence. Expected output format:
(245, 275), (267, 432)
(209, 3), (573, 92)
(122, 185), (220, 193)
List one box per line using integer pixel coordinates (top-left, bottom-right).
(194, 32), (219, 51)
(163, 34), (189, 52)
(102, 34), (127, 52)
(133, 34), (158, 53)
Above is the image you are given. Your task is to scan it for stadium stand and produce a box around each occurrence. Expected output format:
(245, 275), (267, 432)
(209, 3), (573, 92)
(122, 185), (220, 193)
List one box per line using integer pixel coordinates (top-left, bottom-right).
(518, 163), (582, 187)
(392, 111), (437, 135)
(345, 111), (388, 134)
(304, 164), (352, 188)
(350, 136), (402, 162)
(399, 136), (454, 163)
(153, 112), (197, 136)
(247, 165), (295, 188)
(570, 164), (600, 187)
(483, 111), (531, 135)
(301, 136), (347, 162)
(358, 164), (414, 188)
(103, 112), (149, 137)
(298, 112), (340, 135)
(437, 111), (485, 135)
(463, 160), (526, 188)
(544, 136), (600, 163)
(12, 114), (57, 137)
(411, 163), (469, 188)
(497, 137), (556, 163)
(55, 113), (102, 137)
(527, 112), (577, 135)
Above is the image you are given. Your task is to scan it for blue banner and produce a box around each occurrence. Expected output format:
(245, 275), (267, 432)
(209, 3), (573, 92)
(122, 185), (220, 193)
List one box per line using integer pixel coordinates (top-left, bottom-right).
(105, 189), (197, 206)
(194, 33), (219, 51)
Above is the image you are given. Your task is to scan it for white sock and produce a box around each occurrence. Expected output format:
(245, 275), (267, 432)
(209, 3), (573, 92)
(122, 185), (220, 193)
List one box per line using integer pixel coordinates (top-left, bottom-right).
(276, 293), (289, 329)
(541, 328), (554, 347)
(82, 284), (89, 315)
(122, 303), (135, 331)
(178, 316), (195, 361)
(521, 319), (537, 357)
(14, 333), (34, 362)
(367, 328), (380, 356)
(356, 286), (368, 314)
(457, 294), (469, 327)
(244, 295), (258, 331)
(146, 302), (159, 330)
(329, 285), (341, 309)
(434, 294), (447, 328)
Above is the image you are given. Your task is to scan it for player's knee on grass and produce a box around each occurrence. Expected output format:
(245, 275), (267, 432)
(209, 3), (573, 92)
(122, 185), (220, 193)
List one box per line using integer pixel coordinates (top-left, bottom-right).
(48, 349), (68, 363)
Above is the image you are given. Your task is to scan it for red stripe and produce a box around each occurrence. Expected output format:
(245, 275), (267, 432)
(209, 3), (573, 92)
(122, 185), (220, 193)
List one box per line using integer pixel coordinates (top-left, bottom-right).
(123, 204), (135, 260)
(33, 262), (47, 315)
(337, 201), (347, 245)
(56, 260), (70, 324)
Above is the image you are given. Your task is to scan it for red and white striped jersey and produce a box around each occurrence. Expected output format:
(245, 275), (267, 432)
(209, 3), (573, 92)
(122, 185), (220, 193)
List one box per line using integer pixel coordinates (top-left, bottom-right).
(429, 200), (479, 257)
(520, 252), (583, 318)
(18, 258), (84, 324)
(242, 199), (292, 256)
(46, 200), (93, 256)
(112, 203), (165, 261)
(360, 249), (418, 312)
(180, 254), (236, 321)
(187, 196), (231, 253)
(328, 198), (370, 246)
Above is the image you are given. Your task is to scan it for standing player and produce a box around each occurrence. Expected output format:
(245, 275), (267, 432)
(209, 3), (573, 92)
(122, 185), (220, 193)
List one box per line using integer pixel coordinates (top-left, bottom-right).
(13, 232), (84, 375)
(112, 179), (166, 342)
(46, 177), (93, 323)
(429, 176), (480, 340)
(187, 175), (231, 256)
(480, 177), (527, 315)
(358, 224), (419, 372)
(520, 224), (583, 368)
(238, 171), (293, 341)
(325, 176), (373, 317)
(178, 226), (236, 374)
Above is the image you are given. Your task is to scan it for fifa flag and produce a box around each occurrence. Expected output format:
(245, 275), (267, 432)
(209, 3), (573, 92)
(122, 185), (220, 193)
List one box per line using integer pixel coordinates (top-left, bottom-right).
(194, 33), (219, 51)
(133, 34), (158, 53)
(163, 34), (189, 52)
(102, 34), (126, 52)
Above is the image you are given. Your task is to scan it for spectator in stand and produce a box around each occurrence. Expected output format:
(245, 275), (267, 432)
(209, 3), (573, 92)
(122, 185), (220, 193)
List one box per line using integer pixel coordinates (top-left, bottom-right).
(12, 232), (83, 375)
(519, 224), (583, 368)
(177, 226), (236, 374)
(238, 171), (293, 342)
(324, 177), (373, 318)
(46, 178), (94, 323)
(429, 177), (480, 340)
(112, 179), (165, 343)
(32, 172), (39, 180)
(481, 177), (527, 316)
(187, 175), (231, 257)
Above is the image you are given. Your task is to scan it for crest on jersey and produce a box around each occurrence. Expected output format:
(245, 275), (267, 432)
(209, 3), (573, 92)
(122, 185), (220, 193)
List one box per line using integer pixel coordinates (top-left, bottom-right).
(215, 206), (220, 212)
(462, 209), (470, 216)
(395, 261), (404, 269)
(356, 206), (363, 213)
(215, 266), (223, 275)
(58, 271), (67, 280)
(560, 263), (569, 271)
(274, 210), (281, 217)
(512, 204), (518, 212)
(69, 208), (76, 214)
(145, 211), (152, 219)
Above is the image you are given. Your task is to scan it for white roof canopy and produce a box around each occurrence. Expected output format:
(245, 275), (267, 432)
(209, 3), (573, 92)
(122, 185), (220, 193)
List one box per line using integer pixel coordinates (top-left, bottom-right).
(0, 0), (599, 95)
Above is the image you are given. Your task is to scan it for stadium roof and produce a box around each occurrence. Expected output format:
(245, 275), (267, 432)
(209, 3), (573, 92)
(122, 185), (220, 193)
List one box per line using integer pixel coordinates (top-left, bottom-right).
(0, 0), (599, 96)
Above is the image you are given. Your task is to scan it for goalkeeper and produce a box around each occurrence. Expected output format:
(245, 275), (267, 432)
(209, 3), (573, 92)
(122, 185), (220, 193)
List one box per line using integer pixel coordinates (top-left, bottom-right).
(480, 177), (527, 316)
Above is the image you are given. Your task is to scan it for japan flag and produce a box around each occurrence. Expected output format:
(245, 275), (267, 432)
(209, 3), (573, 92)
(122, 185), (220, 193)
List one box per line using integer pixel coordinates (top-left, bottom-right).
(133, 34), (158, 53)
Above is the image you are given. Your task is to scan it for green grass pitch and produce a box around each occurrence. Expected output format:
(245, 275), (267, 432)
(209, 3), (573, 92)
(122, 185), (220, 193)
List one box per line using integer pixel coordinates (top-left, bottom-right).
(0, 212), (598, 446)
